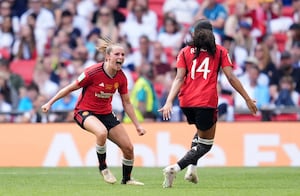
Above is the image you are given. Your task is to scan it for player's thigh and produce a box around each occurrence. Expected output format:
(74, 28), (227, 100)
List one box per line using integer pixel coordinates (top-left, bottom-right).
(83, 115), (108, 137)
(108, 124), (132, 149)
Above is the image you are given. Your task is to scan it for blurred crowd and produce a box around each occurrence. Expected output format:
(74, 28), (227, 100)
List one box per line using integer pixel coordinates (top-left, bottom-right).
(0, 0), (300, 123)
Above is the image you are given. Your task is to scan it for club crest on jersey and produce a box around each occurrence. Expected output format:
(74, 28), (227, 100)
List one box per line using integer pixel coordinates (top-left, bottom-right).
(114, 82), (119, 89)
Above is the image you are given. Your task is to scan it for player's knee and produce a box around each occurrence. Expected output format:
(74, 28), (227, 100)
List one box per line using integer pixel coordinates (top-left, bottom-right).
(95, 131), (108, 141)
(122, 144), (134, 159)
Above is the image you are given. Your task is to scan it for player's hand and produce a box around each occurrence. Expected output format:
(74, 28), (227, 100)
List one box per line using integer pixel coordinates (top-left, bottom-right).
(158, 102), (173, 121)
(41, 103), (51, 113)
(136, 126), (146, 136)
(246, 99), (258, 115)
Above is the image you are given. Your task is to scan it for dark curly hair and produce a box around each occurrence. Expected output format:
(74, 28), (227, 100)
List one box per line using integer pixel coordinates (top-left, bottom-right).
(187, 19), (216, 59)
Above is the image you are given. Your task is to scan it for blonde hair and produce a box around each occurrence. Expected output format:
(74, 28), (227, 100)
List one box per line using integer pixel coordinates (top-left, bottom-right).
(96, 37), (114, 54)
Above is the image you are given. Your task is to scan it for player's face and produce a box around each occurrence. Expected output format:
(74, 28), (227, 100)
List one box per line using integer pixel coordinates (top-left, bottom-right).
(108, 46), (125, 71)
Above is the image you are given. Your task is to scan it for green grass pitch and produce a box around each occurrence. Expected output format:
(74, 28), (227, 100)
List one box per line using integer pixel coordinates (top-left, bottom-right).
(0, 167), (299, 196)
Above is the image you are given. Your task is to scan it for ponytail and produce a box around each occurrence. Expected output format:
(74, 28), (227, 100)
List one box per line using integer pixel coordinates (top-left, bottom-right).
(95, 37), (114, 54)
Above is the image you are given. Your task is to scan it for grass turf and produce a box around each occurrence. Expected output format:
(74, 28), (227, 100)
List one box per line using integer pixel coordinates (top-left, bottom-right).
(0, 167), (299, 196)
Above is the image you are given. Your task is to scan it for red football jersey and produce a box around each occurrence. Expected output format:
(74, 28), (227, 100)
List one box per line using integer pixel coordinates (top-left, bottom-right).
(176, 45), (233, 108)
(75, 63), (128, 114)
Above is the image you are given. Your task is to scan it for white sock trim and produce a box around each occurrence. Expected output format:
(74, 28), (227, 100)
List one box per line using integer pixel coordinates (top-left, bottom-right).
(187, 164), (197, 173)
(122, 158), (134, 166)
(198, 138), (214, 145)
(173, 164), (181, 172)
(96, 144), (106, 154)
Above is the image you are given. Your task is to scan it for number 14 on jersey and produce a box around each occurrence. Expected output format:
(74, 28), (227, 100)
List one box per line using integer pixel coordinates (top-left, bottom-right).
(191, 57), (210, 80)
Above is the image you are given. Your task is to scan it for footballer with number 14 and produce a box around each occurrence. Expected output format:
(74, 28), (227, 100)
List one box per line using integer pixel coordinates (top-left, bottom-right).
(41, 38), (146, 186)
(158, 19), (258, 188)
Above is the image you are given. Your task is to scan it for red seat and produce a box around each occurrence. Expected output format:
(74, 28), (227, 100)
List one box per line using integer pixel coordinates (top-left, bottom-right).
(220, 94), (234, 105)
(154, 82), (164, 99)
(164, 47), (176, 65)
(273, 33), (288, 52)
(282, 6), (294, 18)
(118, 8), (129, 17)
(149, 3), (164, 29)
(271, 113), (298, 121)
(9, 59), (36, 85)
(234, 113), (262, 121)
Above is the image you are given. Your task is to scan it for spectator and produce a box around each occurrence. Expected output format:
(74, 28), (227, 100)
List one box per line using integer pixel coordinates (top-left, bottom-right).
(93, 6), (118, 43)
(292, 0), (300, 23)
(126, 0), (158, 30)
(290, 40), (300, 68)
(20, 0), (56, 57)
(10, 0), (28, 18)
(239, 56), (270, 86)
(53, 29), (73, 62)
(51, 78), (77, 122)
(194, 0), (228, 37)
(76, 0), (98, 22)
(285, 23), (300, 51)
(123, 64), (160, 123)
(269, 1), (293, 34)
(119, 4), (157, 49)
(262, 33), (281, 68)
(12, 24), (37, 60)
(85, 27), (101, 60)
(37, 55), (60, 85)
(0, 90), (12, 122)
(160, 67), (185, 122)
(149, 41), (172, 99)
(254, 42), (277, 81)
(18, 94), (48, 123)
(224, 1), (248, 38)
(0, 71), (19, 110)
(234, 57), (270, 109)
(72, 44), (95, 68)
(269, 50), (300, 103)
(55, 9), (82, 50)
(59, 0), (91, 38)
(163, 0), (199, 26)
(217, 82), (234, 122)
(132, 35), (154, 72)
(254, 0), (275, 35)
(33, 65), (59, 99)
(119, 40), (135, 72)
(0, 58), (24, 94)
(0, 16), (15, 58)
(221, 35), (242, 74)
(17, 82), (39, 112)
(157, 16), (186, 50)
(103, 0), (126, 27)
(275, 75), (299, 107)
(0, 0), (20, 34)
(151, 41), (172, 84)
(234, 20), (257, 56)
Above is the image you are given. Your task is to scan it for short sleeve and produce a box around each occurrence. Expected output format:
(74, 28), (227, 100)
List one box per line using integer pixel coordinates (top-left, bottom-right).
(176, 49), (187, 69)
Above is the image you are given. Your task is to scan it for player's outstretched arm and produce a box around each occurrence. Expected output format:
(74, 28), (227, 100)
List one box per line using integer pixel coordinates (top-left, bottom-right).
(121, 93), (146, 136)
(222, 66), (258, 115)
(158, 67), (186, 120)
(41, 81), (80, 113)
